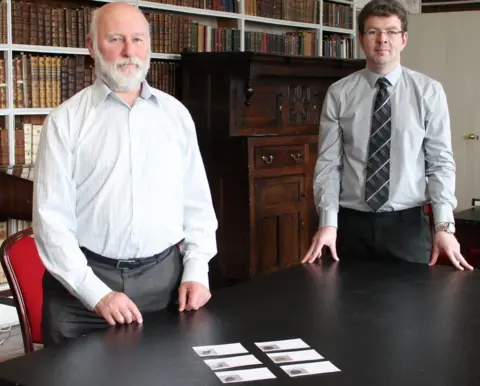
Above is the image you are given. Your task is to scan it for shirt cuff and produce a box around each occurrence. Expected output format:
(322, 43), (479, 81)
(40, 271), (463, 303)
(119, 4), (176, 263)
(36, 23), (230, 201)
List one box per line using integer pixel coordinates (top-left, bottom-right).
(432, 204), (455, 224)
(318, 210), (338, 229)
(75, 269), (113, 311)
(181, 257), (210, 290)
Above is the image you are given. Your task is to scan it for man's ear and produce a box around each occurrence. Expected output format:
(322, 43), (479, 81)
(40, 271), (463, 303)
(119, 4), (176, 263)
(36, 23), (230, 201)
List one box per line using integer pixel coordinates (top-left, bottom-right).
(357, 33), (365, 53)
(86, 34), (94, 58)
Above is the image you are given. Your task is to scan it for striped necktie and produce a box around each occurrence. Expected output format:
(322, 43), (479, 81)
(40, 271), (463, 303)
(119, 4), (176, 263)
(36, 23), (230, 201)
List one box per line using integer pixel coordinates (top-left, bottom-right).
(365, 77), (391, 211)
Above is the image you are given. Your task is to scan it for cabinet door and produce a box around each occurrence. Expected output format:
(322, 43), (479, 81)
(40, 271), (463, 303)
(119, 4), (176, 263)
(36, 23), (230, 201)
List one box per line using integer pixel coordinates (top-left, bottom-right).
(232, 82), (285, 135)
(253, 175), (308, 276)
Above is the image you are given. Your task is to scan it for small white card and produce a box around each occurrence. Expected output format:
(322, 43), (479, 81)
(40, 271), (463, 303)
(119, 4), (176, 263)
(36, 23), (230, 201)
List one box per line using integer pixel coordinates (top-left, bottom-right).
(215, 368), (276, 383)
(267, 349), (324, 363)
(193, 343), (248, 357)
(204, 355), (262, 370)
(280, 361), (341, 377)
(255, 338), (310, 352)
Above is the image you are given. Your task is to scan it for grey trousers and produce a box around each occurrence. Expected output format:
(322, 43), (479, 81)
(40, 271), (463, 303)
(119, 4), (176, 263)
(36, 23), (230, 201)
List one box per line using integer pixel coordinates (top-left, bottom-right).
(41, 246), (182, 347)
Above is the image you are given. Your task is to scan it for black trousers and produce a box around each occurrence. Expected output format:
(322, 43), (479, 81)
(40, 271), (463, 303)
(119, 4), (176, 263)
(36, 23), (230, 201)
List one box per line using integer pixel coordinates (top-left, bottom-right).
(41, 246), (183, 347)
(336, 206), (432, 264)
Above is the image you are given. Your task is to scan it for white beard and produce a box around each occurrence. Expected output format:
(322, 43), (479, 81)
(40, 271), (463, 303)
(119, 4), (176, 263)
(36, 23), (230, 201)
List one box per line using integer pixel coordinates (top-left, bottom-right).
(92, 41), (150, 92)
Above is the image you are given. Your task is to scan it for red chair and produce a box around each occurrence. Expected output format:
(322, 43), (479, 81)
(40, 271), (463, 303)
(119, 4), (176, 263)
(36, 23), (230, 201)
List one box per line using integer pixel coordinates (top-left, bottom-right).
(0, 227), (44, 353)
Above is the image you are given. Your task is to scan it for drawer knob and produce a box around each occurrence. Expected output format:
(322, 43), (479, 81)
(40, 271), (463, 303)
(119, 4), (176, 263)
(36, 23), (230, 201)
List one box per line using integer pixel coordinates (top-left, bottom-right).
(244, 79), (254, 106)
(290, 153), (302, 161)
(262, 155), (274, 164)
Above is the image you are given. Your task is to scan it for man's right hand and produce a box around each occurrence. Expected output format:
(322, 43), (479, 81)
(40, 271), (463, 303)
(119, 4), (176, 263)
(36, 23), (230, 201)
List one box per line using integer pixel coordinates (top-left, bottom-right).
(94, 291), (143, 326)
(302, 226), (339, 263)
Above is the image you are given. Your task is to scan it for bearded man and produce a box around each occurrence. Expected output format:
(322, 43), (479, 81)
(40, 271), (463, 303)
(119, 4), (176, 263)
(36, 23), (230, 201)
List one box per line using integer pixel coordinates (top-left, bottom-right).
(32, 2), (218, 347)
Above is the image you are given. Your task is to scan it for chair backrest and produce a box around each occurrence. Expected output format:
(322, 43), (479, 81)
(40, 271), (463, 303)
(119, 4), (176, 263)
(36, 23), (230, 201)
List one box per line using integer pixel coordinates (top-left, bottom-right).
(0, 227), (44, 353)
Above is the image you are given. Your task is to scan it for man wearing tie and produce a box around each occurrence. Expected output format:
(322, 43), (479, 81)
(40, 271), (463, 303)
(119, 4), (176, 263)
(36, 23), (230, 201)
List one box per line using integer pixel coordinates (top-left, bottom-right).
(303, 0), (472, 271)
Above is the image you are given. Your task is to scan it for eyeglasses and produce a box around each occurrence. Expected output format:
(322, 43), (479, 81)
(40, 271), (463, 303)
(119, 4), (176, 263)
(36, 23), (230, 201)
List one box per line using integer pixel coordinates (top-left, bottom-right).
(364, 29), (403, 39)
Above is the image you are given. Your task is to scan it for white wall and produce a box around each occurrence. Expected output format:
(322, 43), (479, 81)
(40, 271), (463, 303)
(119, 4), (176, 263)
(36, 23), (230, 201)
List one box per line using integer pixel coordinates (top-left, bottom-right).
(402, 11), (480, 210)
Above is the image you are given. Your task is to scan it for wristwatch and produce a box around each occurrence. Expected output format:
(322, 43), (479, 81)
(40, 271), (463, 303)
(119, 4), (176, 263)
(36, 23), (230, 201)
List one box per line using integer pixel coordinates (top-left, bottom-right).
(434, 222), (456, 234)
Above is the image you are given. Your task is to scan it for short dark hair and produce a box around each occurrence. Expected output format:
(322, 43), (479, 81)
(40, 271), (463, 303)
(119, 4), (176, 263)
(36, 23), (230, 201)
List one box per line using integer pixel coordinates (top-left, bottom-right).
(357, 0), (408, 35)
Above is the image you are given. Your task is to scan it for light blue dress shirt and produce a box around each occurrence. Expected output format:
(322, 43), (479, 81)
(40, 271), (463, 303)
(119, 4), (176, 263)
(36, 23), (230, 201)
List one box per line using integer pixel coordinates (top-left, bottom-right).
(313, 65), (456, 229)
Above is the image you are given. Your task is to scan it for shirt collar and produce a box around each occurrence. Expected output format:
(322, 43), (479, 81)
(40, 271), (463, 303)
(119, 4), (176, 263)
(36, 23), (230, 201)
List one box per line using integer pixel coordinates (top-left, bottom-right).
(363, 65), (403, 88)
(92, 78), (159, 106)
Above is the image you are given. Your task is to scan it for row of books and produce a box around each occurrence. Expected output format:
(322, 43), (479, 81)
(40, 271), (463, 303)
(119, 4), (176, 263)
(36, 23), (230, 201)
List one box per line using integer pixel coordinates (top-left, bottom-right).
(142, 0), (353, 22)
(12, 1), (93, 48)
(13, 55), (92, 109)
(144, 13), (243, 54)
(143, 0), (237, 13)
(323, 3), (354, 30)
(0, 59), (5, 109)
(243, 32), (355, 58)
(6, 0), (355, 50)
(323, 34), (355, 59)
(245, 30), (317, 57)
(245, 0), (319, 24)
(0, 115), (42, 167)
(0, 2), (6, 44)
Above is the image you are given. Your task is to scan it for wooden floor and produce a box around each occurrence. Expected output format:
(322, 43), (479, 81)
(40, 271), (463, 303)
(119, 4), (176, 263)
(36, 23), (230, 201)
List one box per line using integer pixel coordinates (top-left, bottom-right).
(0, 324), (24, 362)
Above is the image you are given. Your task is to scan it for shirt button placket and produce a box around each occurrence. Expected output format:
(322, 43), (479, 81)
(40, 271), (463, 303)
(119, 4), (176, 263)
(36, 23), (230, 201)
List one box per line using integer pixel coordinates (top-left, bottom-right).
(129, 108), (139, 256)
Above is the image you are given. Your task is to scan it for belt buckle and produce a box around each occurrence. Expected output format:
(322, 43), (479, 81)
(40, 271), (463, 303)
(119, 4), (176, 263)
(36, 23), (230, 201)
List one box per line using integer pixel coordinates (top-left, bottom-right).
(116, 259), (140, 269)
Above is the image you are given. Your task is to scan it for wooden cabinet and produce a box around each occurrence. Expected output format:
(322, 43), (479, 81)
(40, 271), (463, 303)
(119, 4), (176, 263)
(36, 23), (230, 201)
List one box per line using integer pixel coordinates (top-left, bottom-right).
(180, 52), (365, 287)
(250, 135), (314, 277)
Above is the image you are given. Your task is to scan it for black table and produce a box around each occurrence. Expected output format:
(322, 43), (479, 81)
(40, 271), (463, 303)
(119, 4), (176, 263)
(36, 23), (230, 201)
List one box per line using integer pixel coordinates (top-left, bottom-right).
(0, 260), (479, 386)
(455, 207), (480, 225)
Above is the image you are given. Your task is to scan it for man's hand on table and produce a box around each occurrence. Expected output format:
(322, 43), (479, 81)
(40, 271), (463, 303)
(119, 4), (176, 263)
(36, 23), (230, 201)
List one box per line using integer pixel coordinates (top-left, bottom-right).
(302, 226), (339, 263)
(178, 281), (211, 312)
(94, 291), (143, 326)
(429, 231), (474, 271)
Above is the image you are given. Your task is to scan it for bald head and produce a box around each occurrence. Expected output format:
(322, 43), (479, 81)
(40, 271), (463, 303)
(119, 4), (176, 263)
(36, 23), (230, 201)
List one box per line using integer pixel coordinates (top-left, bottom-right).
(89, 2), (150, 45)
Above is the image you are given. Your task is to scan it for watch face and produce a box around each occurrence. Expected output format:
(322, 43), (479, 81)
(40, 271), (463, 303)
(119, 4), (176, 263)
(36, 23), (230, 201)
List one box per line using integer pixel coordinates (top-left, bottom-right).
(448, 223), (456, 233)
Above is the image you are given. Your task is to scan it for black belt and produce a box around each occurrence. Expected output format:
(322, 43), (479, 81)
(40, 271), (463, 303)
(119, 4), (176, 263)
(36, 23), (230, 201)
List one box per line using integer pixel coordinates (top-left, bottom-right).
(339, 205), (424, 220)
(80, 246), (174, 269)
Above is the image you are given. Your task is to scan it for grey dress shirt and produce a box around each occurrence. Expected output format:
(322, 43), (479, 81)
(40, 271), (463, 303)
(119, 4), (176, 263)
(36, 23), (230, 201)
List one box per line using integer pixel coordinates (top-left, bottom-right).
(313, 65), (456, 229)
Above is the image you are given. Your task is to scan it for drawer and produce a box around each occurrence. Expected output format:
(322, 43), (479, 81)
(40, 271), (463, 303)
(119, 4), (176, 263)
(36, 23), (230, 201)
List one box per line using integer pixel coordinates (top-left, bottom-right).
(254, 145), (306, 169)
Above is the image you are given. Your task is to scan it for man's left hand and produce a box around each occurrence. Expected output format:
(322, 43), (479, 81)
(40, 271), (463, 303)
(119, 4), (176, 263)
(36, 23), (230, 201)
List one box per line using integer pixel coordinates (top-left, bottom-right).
(429, 231), (474, 271)
(178, 281), (211, 312)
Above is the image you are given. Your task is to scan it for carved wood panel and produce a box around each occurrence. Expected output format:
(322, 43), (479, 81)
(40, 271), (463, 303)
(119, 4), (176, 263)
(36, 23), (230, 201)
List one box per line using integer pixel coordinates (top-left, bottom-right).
(285, 84), (322, 128)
